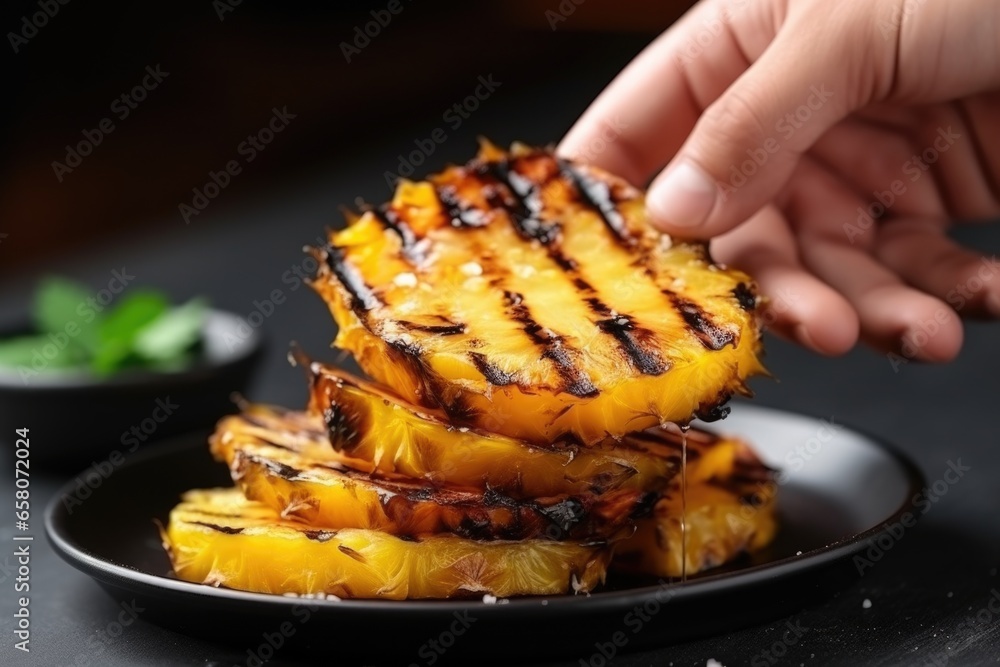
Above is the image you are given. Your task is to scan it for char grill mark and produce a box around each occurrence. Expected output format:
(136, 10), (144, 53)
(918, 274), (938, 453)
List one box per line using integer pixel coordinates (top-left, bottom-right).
(537, 498), (586, 535)
(626, 429), (704, 460)
(558, 160), (634, 245)
(303, 529), (337, 542)
(323, 401), (364, 450)
(337, 544), (367, 562)
(504, 290), (598, 398)
(372, 205), (420, 259)
(584, 294), (668, 376)
(191, 521), (245, 535)
(696, 400), (731, 423)
(434, 186), (488, 228)
(733, 282), (757, 312)
(493, 157), (667, 376)
(468, 351), (516, 387)
(666, 292), (736, 351)
(483, 159), (561, 244)
(381, 337), (474, 424)
(324, 245), (381, 315)
(256, 455), (301, 481)
(397, 320), (467, 336)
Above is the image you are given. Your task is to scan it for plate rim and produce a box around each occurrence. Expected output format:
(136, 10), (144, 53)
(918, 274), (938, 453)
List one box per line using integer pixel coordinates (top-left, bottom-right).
(44, 403), (927, 614)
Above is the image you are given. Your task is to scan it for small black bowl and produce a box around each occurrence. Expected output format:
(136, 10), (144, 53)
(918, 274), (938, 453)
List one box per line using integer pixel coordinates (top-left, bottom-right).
(0, 309), (264, 470)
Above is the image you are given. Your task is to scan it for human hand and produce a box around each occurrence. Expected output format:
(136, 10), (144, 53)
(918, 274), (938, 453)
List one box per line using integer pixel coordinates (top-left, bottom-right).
(560, 0), (1000, 360)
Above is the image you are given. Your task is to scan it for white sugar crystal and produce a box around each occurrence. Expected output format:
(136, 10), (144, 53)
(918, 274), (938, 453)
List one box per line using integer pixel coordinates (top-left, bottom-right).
(515, 264), (537, 278)
(393, 272), (417, 287)
(460, 261), (483, 276)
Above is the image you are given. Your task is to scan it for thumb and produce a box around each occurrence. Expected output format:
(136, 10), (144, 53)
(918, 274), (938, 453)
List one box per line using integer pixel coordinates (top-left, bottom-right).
(646, 22), (862, 238)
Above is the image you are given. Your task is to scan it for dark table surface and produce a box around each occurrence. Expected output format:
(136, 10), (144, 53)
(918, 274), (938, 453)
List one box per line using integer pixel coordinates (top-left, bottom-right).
(2, 39), (1000, 667)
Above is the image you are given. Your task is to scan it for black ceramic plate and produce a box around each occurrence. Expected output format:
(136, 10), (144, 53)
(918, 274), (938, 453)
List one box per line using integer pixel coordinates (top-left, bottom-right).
(45, 405), (924, 664)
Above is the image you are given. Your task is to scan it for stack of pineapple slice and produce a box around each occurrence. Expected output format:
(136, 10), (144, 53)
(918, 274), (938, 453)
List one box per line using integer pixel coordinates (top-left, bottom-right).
(164, 143), (778, 599)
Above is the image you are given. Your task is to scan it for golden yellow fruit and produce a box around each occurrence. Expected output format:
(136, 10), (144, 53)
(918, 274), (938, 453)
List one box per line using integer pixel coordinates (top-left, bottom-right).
(302, 361), (678, 497)
(615, 439), (778, 578)
(164, 488), (612, 599)
(219, 428), (652, 540)
(310, 142), (765, 446)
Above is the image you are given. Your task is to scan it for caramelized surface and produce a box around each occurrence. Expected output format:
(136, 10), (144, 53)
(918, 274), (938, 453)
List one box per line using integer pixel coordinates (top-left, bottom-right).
(216, 428), (651, 541)
(311, 142), (765, 445)
(165, 489), (611, 599)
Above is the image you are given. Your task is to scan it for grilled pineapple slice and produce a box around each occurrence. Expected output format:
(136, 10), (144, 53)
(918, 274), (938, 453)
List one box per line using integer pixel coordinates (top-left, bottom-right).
(164, 488), (611, 599)
(302, 361), (678, 496)
(311, 142), (764, 445)
(615, 439), (778, 578)
(219, 435), (650, 540)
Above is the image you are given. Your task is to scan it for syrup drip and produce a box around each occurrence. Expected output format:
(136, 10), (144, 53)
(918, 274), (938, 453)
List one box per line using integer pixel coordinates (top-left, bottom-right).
(680, 427), (688, 582)
(661, 422), (689, 582)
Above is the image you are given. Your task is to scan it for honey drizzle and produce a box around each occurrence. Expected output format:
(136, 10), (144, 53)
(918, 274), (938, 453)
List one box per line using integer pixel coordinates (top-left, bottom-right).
(680, 427), (688, 582)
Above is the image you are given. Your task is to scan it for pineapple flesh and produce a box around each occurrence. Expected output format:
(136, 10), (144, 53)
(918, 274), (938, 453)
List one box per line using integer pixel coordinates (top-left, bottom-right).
(162, 142), (778, 600)
(303, 361), (679, 497)
(165, 489), (611, 599)
(212, 419), (652, 541)
(310, 142), (765, 446)
(615, 439), (778, 578)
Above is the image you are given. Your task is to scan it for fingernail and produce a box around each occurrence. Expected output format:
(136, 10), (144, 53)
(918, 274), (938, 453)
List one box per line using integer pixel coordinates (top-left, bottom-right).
(647, 160), (718, 229)
(987, 292), (1000, 318)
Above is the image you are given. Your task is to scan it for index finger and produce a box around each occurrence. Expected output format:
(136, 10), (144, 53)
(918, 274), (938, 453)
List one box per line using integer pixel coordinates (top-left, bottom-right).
(557, 0), (777, 185)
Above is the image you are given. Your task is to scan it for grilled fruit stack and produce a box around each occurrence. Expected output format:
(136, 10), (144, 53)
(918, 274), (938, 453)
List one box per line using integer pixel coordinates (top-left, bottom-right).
(164, 142), (777, 599)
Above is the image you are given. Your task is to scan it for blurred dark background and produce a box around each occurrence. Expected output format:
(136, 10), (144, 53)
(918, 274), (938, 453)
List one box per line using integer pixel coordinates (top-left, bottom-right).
(0, 0), (688, 277)
(3, 3), (1000, 665)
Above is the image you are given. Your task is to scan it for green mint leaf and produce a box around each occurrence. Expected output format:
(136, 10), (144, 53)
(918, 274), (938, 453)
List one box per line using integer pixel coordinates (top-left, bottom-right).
(133, 298), (207, 362)
(33, 277), (101, 354)
(92, 290), (169, 375)
(0, 334), (87, 370)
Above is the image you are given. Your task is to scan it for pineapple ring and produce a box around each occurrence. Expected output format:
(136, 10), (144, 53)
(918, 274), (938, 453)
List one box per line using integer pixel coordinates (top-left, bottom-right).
(164, 488), (611, 599)
(218, 434), (651, 541)
(301, 362), (684, 497)
(311, 142), (765, 446)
